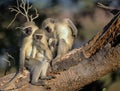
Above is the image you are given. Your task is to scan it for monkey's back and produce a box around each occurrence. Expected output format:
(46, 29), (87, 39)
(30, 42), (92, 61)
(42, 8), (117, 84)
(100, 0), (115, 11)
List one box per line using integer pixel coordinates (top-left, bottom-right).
(55, 23), (74, 45)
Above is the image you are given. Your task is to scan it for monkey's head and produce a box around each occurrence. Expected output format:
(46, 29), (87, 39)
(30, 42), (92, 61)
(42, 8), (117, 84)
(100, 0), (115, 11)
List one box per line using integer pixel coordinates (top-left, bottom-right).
(33, 29), (45, 42)
(42, 18), (57, 33)
(34, 34), (43, 42)
(21, 22), (39, 36)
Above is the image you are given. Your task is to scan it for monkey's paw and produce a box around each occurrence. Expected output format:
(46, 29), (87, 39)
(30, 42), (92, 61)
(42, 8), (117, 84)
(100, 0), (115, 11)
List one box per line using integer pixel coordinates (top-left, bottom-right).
(40, 75), (56, 80)
(31, 80), (46, 86)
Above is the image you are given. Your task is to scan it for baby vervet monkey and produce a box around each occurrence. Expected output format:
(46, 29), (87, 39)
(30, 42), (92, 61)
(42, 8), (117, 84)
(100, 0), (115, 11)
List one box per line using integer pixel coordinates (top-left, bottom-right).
(42, 18), (78, 59)
(25, 29), (54, 85)
(19, 21), (39, 72)
(32, 29), (53, 60)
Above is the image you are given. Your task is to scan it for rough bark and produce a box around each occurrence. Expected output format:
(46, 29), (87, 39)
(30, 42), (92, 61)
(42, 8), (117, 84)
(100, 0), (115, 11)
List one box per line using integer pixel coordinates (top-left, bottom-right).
(0, 10), (120, 91)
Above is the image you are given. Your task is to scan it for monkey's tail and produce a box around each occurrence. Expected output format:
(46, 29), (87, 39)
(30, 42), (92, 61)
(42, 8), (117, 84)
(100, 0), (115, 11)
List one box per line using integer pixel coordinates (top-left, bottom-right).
(0, 71), (22, 91)
(66, 18), (78, 37)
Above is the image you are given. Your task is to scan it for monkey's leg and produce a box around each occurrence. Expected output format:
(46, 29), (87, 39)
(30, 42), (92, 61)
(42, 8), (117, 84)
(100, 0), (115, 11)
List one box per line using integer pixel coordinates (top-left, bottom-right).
(40, 60), (55, 80)
(25, 59), (45, 86)
(29, 62), (46, 86)
(56, 39), (69, 59)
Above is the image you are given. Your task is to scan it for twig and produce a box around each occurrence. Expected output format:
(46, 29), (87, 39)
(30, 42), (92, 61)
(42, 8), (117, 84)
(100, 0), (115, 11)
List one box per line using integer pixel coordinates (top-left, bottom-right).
(7, 0), (39, 28)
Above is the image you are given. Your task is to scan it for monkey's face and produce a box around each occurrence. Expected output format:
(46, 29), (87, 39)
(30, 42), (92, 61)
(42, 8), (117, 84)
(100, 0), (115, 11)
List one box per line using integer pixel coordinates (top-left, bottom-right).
(44, 26), (52, 33)
(42, 18), (56, 33)
(22, 22), (38, 36)
(23, 27), (32, 36)
(44, 23), (55, 33)
(33, 34), (43, 42)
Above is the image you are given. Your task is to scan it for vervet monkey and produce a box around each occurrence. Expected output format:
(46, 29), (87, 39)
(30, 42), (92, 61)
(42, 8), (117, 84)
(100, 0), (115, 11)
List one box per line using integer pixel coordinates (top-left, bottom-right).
(19, 21), (39, 72)
(0, 22), (39, 90)
(25, 29), (54, 85)
(32, 29), (53, 60)
(42, 18), (78, 59)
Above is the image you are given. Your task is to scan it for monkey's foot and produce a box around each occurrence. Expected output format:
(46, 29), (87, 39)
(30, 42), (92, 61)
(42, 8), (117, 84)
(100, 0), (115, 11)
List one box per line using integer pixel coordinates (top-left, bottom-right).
(31, 80), (46, 86)
(19, 67), (26, 73)
(40, 75), (56, 80)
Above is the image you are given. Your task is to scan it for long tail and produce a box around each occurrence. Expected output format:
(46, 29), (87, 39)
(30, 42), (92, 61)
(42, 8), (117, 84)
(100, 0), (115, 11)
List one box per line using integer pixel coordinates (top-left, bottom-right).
(0, 71), (21, 91)
(65, 18), (78, 38)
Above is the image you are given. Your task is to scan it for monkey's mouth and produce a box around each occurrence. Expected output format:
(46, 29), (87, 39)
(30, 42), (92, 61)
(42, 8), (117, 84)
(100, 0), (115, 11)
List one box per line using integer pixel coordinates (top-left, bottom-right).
(45, 26), (52, 33)
(24, 27), (32, 35)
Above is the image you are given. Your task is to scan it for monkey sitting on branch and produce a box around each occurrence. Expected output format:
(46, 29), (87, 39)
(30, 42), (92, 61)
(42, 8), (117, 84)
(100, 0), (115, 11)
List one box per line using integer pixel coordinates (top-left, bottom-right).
(42, 18), (78, 60)
(25, 29), (55, 86)
(0, 0), (48, 90)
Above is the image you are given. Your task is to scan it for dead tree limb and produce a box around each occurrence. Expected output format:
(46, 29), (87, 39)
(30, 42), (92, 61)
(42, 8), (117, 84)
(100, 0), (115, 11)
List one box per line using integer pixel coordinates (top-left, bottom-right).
(97, 2), (120, 15)
(0, 7), (120, 91)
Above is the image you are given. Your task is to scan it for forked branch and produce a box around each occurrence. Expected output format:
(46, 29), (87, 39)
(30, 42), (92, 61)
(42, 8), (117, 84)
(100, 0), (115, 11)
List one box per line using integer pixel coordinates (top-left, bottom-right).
(97, 2), (114, 11)
(97, 2), (120, 15)
(30, 8), (39, 21)
(8, 0), (39, 28)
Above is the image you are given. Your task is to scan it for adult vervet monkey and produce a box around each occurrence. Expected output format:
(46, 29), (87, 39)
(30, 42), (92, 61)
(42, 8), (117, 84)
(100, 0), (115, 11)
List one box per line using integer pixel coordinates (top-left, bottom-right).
(42, 18), (78, 59)
(25, 29), (54, 85)
(0, 22), (39, 90)
(0, 0), (40, 90)
(19, 21), (39, 71)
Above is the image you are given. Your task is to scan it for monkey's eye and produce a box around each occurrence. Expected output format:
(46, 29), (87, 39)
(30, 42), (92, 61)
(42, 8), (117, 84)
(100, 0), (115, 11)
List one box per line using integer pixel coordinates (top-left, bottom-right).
(24, 27), (32, 35)
(35, 34), (43, 40)
(45, 26), (51, 33)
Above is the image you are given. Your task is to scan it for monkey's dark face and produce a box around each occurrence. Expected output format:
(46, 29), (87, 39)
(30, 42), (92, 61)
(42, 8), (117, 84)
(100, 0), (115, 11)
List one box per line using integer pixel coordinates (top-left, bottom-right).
(23, 27), (32, 36)
(22, 22), (39, 36)
(42, 18), (56, 33)
(45, 26), (52, 33)
(44, 23), (55, 33)
(34, 34), (43, 42)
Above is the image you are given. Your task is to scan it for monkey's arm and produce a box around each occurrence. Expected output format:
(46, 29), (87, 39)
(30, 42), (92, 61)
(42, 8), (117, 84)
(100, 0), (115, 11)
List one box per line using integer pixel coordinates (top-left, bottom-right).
(66, 18), (78, 37)
(45, 48), (53, 61)
(31, 45), (37, 58)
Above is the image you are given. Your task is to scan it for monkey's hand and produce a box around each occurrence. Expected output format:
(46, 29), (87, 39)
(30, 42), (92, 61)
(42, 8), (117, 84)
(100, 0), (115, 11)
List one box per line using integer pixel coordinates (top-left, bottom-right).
(49, 38), (58, 47)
